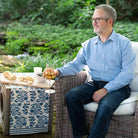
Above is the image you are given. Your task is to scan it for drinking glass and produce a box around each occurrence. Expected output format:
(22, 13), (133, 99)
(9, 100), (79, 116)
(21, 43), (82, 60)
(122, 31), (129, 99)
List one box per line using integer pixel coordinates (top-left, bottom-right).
(43, 64), (56, 79)
(33, 67), (42, 75)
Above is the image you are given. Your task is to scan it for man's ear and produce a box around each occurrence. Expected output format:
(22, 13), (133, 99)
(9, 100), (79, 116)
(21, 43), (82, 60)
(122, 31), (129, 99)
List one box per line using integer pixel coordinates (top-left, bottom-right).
(108, 18), (113, 26)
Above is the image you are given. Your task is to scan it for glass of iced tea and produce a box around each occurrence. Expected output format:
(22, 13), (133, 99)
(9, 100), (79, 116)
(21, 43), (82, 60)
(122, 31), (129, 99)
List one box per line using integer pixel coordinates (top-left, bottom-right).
(43, 64), (56, 79)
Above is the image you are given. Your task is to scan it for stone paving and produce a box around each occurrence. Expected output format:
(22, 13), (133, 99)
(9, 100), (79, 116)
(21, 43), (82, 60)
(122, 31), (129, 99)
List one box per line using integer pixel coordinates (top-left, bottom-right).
(0, 55), (21, 73)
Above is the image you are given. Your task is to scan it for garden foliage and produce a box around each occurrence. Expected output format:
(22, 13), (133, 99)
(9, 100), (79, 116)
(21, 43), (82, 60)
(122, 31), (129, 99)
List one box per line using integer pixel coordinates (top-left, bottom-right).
(0, 0), (137, 28)
(4, 22), (138, 56)
(0, 0), (137, 72)
(2, 21), (137, 72)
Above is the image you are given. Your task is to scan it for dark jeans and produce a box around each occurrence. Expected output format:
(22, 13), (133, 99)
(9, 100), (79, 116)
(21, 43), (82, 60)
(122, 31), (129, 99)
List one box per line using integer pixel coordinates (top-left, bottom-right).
(65, 81), (131, 138)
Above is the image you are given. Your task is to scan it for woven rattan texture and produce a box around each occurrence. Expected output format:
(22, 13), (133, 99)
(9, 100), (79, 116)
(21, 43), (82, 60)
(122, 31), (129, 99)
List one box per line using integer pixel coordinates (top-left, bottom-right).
(54, 71), (138, 138)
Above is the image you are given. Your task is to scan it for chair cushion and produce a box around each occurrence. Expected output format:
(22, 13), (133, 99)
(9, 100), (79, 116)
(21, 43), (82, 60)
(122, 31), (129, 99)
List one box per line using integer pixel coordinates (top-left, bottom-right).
(130, 72), (138, 92)
(84, 92), (138, 116)
(130, 41), (138, 91)
(131, 42), (138, 71)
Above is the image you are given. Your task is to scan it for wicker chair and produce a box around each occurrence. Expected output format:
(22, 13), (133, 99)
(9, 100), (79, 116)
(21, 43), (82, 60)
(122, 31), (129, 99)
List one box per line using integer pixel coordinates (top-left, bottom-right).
(54, 72), (138, 138)
(54, 42), (138, 138)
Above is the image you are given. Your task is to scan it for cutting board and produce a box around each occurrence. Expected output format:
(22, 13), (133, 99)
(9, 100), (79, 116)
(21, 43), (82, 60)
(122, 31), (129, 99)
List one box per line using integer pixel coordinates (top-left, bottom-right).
(0, 72), (55, 89)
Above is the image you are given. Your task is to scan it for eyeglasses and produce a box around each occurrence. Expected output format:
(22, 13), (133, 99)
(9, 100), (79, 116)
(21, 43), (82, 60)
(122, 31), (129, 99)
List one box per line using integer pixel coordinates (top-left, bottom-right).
(91, 18), (109, 23)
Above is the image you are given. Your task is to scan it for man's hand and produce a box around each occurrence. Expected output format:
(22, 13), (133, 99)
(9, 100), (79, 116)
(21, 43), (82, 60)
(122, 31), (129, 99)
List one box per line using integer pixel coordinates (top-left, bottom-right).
(92, 88), (108, 103)
(55, 70), (60, 77)
(43, 68), (60, 79)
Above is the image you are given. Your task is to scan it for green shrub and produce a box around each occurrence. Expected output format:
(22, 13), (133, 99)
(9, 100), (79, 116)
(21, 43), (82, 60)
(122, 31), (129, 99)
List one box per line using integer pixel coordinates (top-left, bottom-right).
(6, 21), (137, 73)
(4, 21), (138, 57)
(110, 0), (138, 21)
(114, 22), (138, 41)
(5, 22), (94, 56)
(0, 0), (137, 29)
(14, 53), (74, 72)
(5, 31), (29, 55)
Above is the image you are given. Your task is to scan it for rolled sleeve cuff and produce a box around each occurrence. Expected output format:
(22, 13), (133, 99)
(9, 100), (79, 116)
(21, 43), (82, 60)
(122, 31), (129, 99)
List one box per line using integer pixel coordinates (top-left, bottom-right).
(55, 68), (63, 80)
(104, 85), (112, 93)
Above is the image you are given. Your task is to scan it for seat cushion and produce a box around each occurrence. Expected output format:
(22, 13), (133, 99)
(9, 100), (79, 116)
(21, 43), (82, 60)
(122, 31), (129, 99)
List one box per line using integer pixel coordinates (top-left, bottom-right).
(84, 92), (138, 116)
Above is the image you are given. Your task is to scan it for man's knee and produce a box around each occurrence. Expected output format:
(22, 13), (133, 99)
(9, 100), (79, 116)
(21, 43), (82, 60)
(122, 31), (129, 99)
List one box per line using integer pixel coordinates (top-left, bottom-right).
(98, 100), (114, 114)
(65, 88), (77, 102)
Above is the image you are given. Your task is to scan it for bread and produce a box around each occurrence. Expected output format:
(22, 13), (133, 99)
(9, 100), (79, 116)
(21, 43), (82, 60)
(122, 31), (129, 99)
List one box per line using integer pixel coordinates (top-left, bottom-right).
(18, 76), (34, 84)
(3, 71), (17, 80)
(3, 71), (34, 84)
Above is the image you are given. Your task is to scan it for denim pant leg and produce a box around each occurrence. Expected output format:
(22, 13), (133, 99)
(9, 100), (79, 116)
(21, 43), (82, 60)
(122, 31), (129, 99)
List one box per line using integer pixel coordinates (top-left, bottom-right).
(89, 86), (131, 138)
(65, 82), (97, 138)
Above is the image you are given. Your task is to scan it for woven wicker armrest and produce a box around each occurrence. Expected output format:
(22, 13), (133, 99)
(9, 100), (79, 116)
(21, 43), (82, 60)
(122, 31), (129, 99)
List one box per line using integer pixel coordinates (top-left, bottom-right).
(54, 71), (87, 137)
(134, 102), (138, 138)
(54, 71), (87, 105)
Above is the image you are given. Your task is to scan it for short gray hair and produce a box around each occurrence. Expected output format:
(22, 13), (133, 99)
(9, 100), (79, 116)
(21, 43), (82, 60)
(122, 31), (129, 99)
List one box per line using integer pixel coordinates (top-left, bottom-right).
(95, 4), (117, 25)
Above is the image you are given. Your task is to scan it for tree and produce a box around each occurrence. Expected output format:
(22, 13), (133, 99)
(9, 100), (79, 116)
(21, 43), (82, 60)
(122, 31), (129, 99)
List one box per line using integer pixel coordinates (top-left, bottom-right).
(106, 0), (109, 5)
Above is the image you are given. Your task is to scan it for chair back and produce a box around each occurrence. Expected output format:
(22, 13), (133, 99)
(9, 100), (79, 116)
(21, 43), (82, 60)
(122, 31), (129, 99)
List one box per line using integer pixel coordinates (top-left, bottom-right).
(130, 42), (138, 92)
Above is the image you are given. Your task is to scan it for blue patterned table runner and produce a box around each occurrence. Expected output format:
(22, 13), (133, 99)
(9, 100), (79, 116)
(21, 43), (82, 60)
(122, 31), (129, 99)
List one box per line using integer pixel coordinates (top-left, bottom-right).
(9, 85), (50, 135)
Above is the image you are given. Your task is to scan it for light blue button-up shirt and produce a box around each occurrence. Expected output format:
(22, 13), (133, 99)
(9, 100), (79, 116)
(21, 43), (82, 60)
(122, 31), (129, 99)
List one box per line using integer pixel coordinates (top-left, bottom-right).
(57, 30), (135, 93)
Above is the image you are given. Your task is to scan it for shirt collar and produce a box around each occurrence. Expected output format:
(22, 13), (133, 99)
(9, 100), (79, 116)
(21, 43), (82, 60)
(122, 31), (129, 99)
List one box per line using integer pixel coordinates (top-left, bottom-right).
(108, 30), (115, 41)
(94, 30), (115, 44)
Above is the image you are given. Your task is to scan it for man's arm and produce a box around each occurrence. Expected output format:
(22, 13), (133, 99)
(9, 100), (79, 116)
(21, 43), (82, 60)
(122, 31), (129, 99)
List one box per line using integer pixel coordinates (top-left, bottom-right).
(104, 40), (135, 93)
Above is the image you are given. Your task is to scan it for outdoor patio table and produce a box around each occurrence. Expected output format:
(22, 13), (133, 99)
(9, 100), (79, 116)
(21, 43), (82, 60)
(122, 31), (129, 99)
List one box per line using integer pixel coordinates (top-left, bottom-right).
(0, 73), (55, 135)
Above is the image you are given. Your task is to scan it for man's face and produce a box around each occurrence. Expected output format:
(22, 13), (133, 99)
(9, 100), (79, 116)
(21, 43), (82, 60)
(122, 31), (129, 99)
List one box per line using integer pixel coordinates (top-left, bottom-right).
(92, 9), (110, 35)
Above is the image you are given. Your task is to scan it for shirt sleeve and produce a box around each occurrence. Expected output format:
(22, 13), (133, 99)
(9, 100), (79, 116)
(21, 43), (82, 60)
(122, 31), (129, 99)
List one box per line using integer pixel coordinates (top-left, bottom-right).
(56, 47), (87, 79)
(104, 40), (135, 93)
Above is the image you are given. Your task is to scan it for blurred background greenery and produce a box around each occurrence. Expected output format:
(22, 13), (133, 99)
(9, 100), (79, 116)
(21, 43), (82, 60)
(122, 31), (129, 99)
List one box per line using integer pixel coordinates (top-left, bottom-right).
(0, 0), (137, 72)
(0, 0), (137, 27)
